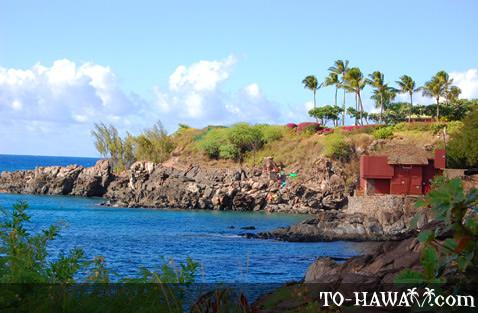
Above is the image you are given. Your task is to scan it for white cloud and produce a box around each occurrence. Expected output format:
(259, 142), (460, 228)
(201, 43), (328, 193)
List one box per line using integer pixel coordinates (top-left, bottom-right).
(244, 83), (261, 98)
(0, 59), (152, 155)
(168, 55), (236, 92)
(153, 55), (284, 129)
(0, 59), (143, 126)
(450, 68), (478, 99)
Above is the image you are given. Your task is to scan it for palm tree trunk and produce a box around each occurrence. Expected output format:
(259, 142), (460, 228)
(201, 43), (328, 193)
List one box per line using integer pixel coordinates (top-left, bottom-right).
(334, 87), (338, 107)
(409, 92), (413, 122)
(380, 104), (383, 124)
(342, 88), (346, 126)
(358, 92), (364, 126)
(313, 89), (316, 109)
(380, 93), (383, 124)
(313, 89), (318, 122)
(354, 93), (358, 125)
(436, 96), (440, 121)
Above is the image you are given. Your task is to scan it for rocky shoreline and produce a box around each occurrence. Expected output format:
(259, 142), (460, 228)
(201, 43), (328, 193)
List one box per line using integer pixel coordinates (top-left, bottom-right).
(0, 158), (427, 241)
(0, 158), (351, 214)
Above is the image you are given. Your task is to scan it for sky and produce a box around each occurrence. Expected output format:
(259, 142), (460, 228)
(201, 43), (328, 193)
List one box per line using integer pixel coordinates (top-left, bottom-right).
(0, 0), (477, 157)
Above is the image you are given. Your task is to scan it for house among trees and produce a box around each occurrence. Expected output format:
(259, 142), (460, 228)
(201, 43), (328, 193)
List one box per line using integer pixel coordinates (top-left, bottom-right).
(359, 145), (446, 195)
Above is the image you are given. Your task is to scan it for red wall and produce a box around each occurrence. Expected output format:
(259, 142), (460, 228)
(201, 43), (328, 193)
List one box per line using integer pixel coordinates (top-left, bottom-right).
(435, 149), (446, 169)
(390, 166), (423, 195)
(360, 155), (394, 179)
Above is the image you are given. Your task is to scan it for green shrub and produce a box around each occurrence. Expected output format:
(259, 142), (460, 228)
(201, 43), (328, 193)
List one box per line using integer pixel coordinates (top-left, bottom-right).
(393, 122), (435, 132)
(219, 143), (240, 160)
(91, 121), (176, 169)
(395, 178), (478, 285)
(196, 123), (265, 161)
(431, 122), (447, 134)
(254, 125), (285, 143)
(133, 122), (176, 163)
(322, 133), (351, 160)
(447, 110), (478, 167)
(301, 125), (319, 136)
(372, 126), (394, 139)
(227, 123), (264, 152)
(197, 128), (229, 159)
(446, 120), (464, 136)
(91, 123), (136, 172)
(392, 122), (408, 131)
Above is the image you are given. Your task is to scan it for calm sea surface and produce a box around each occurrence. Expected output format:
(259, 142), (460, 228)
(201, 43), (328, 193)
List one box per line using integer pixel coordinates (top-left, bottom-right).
(0, 154), (372, 282)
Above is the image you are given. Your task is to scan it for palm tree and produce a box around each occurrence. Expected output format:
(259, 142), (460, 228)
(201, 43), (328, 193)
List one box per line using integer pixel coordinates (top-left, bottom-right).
(396, 75), (420, 122)
(436, 70), (454, 103)
(371, 86), (396, 123)
(324, 72), (340, 107)
(445, 85), (461, 104)
(343, 67), (366, 125)
(302, 75), (322, 108)
(366, 71), (388, 123)
(328, 60), (350, 125)
(422, 71), (450, 120)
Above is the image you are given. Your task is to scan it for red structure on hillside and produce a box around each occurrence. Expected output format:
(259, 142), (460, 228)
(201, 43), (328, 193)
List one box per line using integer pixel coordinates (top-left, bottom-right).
(360, 147), (446, 195)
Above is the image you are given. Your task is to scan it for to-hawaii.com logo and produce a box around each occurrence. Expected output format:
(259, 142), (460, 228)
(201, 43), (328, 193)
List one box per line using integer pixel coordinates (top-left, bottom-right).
(319, 288), (475, 308)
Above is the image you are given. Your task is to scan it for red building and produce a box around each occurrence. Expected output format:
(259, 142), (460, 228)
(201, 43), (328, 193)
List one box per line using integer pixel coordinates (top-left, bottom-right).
(360, 147), (445, 195)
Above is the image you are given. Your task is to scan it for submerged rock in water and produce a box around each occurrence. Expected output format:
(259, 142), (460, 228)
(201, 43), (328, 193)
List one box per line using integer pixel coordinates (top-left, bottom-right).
(240, 226), (256, 230)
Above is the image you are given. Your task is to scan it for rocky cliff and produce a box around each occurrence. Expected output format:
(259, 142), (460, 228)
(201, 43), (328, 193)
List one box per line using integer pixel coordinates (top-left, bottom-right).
(0, 157), (352, 214)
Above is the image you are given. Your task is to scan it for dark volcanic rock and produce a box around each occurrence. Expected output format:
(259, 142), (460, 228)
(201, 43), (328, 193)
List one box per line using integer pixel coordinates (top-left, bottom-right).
(0, 157), (354, 214)
(251, 211), (416, 241)
(0, 161), (111, 196)
(240, 226), (256, 230)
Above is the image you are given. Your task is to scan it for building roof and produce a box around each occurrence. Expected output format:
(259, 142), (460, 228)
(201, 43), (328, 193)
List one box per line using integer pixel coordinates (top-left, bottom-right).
(383, 144), (430, 165)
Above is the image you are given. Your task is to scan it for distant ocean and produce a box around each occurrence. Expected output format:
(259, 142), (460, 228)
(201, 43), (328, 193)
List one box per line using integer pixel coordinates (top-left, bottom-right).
(0, 154), (100, 172)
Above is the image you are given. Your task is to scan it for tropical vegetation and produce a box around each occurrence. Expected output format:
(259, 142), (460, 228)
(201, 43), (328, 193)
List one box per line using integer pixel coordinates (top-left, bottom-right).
(304, 60), (473, 126)
(396, 177), (478, 286)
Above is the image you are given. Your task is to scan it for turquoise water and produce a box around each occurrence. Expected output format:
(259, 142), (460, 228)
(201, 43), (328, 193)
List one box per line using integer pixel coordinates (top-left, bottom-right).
(0, 155), (371, 282)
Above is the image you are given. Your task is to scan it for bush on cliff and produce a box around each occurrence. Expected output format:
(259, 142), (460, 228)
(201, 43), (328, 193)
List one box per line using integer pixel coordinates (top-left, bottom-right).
(321, 133), (351, 160)
(447, 110), (478, 168)
(254, 124), (286, 143)
(197, 123), (285, 161)
(133, 122), (176, 163)
(372, 126), (394, 139)
(91, 123), (136, 172)
(219, 143), (240, 160)
(92, 121), (175, 172)
(197, 128), (229, 159)
(227, 123), (264, 154)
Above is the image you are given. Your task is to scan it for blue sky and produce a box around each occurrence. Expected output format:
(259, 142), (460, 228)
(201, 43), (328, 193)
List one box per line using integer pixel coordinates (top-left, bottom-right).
(1, 0), (477, 156)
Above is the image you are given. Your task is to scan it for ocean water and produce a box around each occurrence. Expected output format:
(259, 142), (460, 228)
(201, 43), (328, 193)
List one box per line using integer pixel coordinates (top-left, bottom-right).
(0, 154), (99, 172)
(0, 155), (372, 282)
